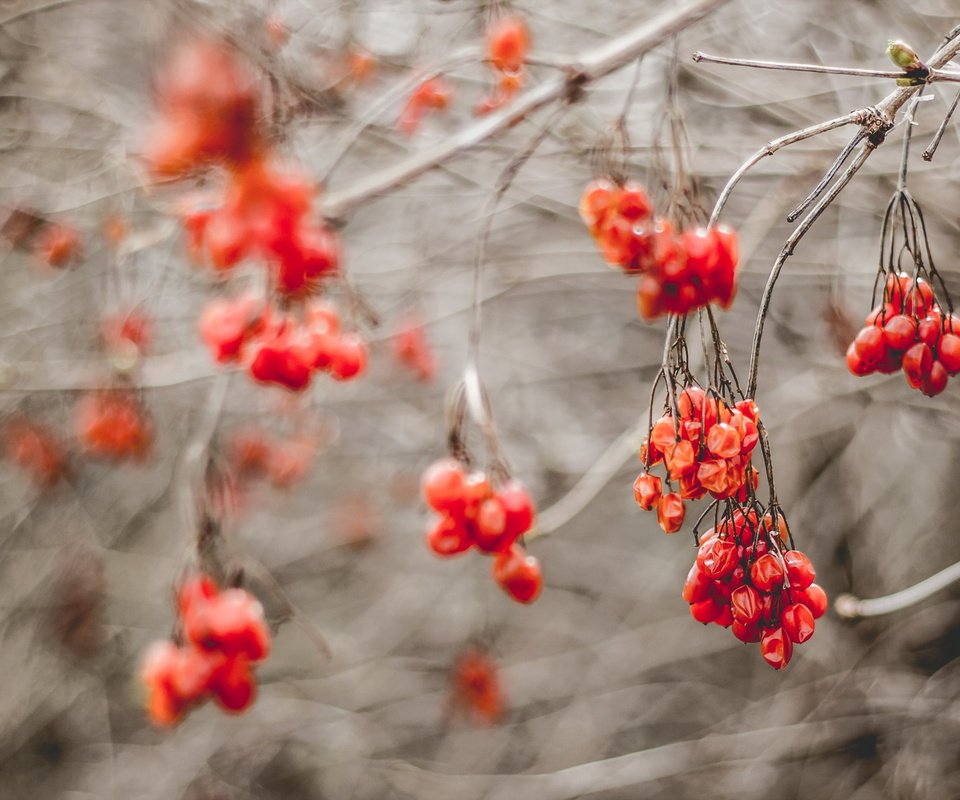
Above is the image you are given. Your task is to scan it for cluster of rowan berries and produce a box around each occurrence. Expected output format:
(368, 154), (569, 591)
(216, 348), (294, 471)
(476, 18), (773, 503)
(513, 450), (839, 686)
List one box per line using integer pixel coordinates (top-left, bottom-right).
(634, 387), (760, 533)
(421, 458), (541, 603)
(847, 272), (960, 396)
(579, 179), (739, 318)
(199, 293), (366, 391)
(476, 15), (530, 116)
(140, 574), (271, 726)
(683, 510), (826, 670)
(75, 390), (153, 462)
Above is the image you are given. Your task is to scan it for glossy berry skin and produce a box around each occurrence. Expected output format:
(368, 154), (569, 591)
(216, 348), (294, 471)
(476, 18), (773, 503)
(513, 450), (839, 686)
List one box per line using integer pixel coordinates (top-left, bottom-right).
(730, 584), (761, 624)
(492, 545), (542, 604)
(656, 492), (685, 533)
(938, 333), (960, 374)
(633, 472), (663, 510)
(421, 458), (466, 514)
(427, 515), (473, 556)
(760, 627), (793, 670)
(902, 342), (933, 389)
(210, 655), (256, 712)
(922, 360), (948, 397)
(781, 602), (816, 644)
(697, 536), (738, 579)
(750, 553), (785, 593)
(798, 583), (828, 618)
(497, 480), (536, 538)
(883, 314), (917, 351)
(783, 550), (815, 590)
(329, 333), (368, 381)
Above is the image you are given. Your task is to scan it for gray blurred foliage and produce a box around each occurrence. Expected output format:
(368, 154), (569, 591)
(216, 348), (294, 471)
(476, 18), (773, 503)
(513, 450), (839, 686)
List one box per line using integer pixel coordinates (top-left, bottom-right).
(2, 0), (960, 798)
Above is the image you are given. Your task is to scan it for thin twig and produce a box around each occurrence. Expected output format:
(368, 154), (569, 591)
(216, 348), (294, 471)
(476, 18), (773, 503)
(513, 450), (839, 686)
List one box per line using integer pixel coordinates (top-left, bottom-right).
(746, 142), (875, 397)
(834, 559), (960, 618)
(693, 51), (960, 84)
(922, 87), (960, 161)
(320, 0), (733, 220)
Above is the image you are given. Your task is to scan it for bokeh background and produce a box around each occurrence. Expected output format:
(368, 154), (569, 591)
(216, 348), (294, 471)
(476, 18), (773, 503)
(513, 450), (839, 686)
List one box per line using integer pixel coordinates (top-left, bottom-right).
(3, 0), (960, 797)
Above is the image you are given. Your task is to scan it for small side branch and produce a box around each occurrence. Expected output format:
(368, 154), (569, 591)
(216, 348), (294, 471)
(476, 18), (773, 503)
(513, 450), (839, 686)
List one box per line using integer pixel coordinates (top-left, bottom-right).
(834, 560), (960, 618)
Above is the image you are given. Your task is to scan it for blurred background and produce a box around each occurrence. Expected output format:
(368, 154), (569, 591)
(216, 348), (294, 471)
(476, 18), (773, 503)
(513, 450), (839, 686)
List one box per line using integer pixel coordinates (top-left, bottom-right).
(2, 0), (960, 797)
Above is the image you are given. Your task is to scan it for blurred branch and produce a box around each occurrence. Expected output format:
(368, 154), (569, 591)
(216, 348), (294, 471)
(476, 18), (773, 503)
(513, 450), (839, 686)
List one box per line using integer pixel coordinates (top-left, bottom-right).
(835, 560), (960, 618)
(320, 0), (732, 220)
(693, 51), (960, 84)
(531, 420), (646, 539)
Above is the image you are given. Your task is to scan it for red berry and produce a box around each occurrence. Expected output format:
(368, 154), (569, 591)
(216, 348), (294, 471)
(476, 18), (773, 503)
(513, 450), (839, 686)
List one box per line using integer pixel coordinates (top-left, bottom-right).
(329, 333), (368, 381)
(882, 314), (917, 351)
(682, 562), (711, 604)
(732, 618), (762, 643)
(903, 342), (933, 389)
(656, 492), (685, 533)
(426, 515), (473, 556)
(497, 480), (536, 537)
(422, 458), (466, 514)
(781, 602), (816, 644)
(922, 360), (948, 396)
(474, 496), (509, 552)
(697, 536), (738, 579)
(782, 550), (815, 591)
(730, 584), (761, 624)
(487, 15), (530, 73)
(846, 342), (872, 376)
(798, 583), (828, 618)
(211, 655), (256, 712)
(938, 333), (960, 374)
(853, 326), (887, 367)
(492, 545), (542, 604)
(760, 627), (793, 670)
(750, 553), (785, 593)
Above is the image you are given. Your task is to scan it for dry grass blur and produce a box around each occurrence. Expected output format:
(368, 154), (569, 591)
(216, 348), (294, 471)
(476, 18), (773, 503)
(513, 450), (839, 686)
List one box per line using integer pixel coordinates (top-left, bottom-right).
(3, 0), (960, 798)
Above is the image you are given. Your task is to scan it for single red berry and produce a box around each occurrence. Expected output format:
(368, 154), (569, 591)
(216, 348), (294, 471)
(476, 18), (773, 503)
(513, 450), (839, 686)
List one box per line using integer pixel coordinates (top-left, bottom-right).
(682, 562), (712, 604)
(730, 584), (761, 624)
(846, 342), (872, 376)
(474, 496), (509, 552)
(750, 553), (785, 593)
(781, 602), (816, 644)
(426, 515), (473, 556)
(689, 597), (722, 624)
(760, 626), (793, 670)
(210, 654), (256, 712)
(486, 15), (530, 73)
(497, 480), (536, 537)
(422, 458), (467, 514)
(697, 536), (738, 579)
(656, 492), (685, 534)
(731, 618), (762, 643)
(938, 333), (960, 374)
(882, 314), (916, 351)
(922, 360), (948, 396)
(782, 550), (815, 591)
(329, 333), (368, 381)
(492, 544), (542, 604)
(902, 342), (933, 389)
(853, 326), (887, 367)
(798, 583), (828, 618)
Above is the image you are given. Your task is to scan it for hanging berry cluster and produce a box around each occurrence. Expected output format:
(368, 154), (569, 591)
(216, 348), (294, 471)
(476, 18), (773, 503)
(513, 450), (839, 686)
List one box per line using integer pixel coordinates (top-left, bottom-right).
(635, 386), (761, 533)
(199, 294), (367, 391)
(140, 574), (271, 726)
(578, 178), (740, 319)
(683, 507), (826, 670)
(75, 389), (153, 462)
(144, 37), (364, 390)
(422, 457), (541, 603)
(847, 190), (958, 395)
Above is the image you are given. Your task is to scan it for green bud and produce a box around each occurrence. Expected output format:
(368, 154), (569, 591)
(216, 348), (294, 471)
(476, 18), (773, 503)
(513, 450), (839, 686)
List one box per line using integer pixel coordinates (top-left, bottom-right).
(887, 40), (922, 71)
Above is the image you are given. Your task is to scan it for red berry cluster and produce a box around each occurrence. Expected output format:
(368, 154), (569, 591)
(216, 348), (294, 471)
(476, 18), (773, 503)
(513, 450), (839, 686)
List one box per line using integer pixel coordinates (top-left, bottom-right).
(177, 161), (340, 297)
(579, 179), (739, 318)
(199, 294), (367, 391)
(75, 390), (153, 462)
(422, 458), (541, 603)
(847, 272), (960, 396)
(140, 574), (271, 726)
(634, 387), (761, 533)
(476, 15), (530, 115)
(683, 510), (827, 670)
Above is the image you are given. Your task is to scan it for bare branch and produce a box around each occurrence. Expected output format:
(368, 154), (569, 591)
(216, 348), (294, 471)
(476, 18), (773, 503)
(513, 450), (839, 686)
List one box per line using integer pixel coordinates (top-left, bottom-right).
(835, 559), (960, 618)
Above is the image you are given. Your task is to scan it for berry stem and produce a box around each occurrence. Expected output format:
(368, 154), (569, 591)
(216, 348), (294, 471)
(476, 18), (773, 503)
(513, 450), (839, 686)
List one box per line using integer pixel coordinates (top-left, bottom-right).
(835, 559), (960, 618)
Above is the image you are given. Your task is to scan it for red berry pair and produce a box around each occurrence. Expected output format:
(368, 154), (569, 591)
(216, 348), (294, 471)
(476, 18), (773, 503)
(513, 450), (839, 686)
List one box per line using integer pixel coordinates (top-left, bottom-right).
(140, 574), (271, 726)
(75, 390), (153, 462)
(422, 458), (541, 603)
(476, 15), (530, 116)
(199, 295), (367, 391)
(635, 387), (760, 533)
(579, 179), (740, 317)
(683, 510), (826, 670)
(848, 272), (960, 396)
